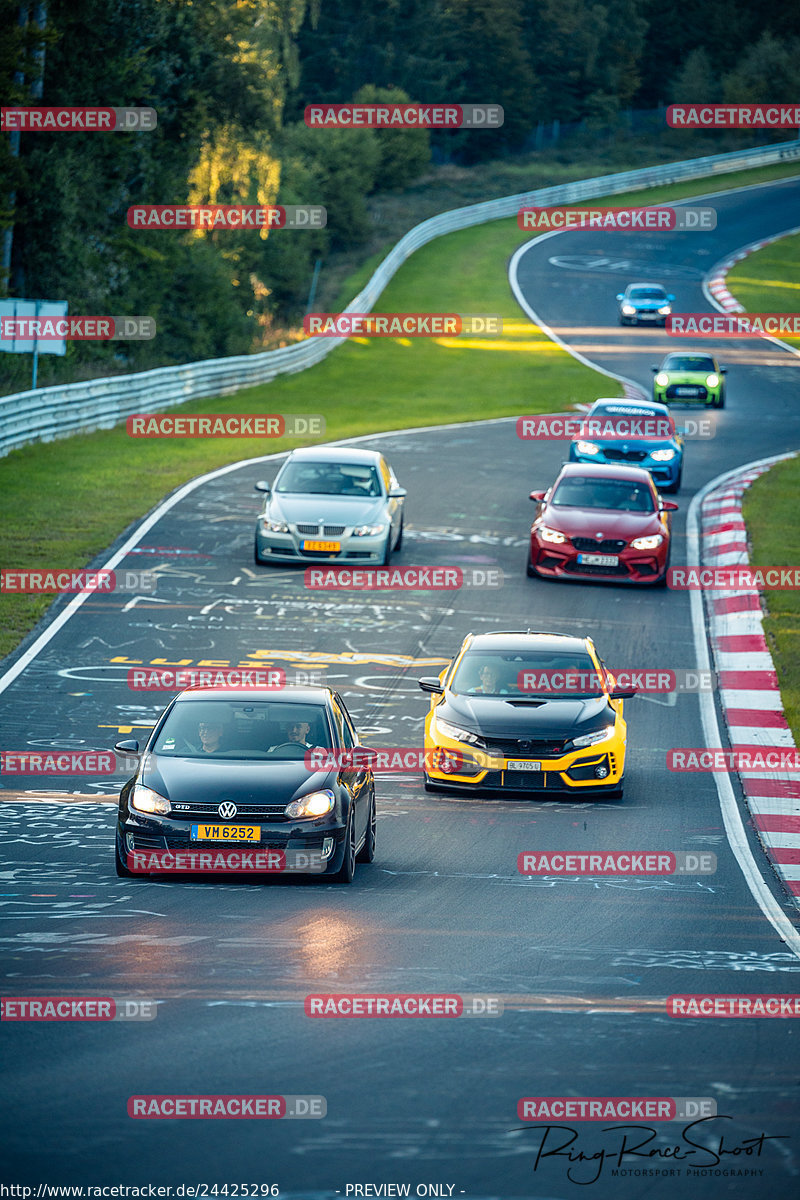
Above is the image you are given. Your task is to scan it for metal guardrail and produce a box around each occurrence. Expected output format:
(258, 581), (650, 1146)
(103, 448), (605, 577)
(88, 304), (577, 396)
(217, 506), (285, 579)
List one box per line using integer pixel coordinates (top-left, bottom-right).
(2, 137), (799, 457)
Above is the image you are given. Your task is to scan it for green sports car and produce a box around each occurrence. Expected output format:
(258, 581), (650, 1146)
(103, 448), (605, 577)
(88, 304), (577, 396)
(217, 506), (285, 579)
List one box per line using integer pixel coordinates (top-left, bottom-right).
(652, 353), (727, 408)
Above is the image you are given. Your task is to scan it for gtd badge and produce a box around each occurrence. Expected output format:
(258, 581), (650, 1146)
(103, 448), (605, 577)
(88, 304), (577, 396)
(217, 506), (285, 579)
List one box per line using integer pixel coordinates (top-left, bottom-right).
(218, 801), (238, 819)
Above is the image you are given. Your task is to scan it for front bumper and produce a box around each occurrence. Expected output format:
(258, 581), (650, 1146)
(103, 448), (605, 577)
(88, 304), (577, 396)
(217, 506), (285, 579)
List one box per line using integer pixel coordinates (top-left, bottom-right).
(568, 448), (681, 488)
(529, 536), (668, 584)
(654, 382), (717, 406)
(255, 525), (389, 565)
(424, 740), (624, 794)
(621, 308), (667, 324)
(117, 811), (348, 875)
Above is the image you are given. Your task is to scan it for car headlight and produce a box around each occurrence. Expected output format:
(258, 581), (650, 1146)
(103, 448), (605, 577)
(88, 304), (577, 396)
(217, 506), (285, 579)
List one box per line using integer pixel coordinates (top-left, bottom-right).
(538, 525), (568, 544)
(630, 533), (664, 550)
(650, 448), (676, 462)
(284, 788), (335, 819)
(571, 726), (615, 750)
(575, 441), (600, 455)
(655, 372), (670, 387)
(353, 523), (387, 537)
(621, 304), (636, 315)
(130, 784), (171, 816)
(435, 717), (483, 746)
(262, 518), (289, 533)
(706, 373), (719, 387)
(658, 305), (671, 315)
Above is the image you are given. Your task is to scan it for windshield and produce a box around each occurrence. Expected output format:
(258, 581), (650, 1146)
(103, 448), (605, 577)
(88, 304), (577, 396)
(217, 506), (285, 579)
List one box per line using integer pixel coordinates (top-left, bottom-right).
(663, 355), (715, 371)
(276, 461), (381, 496)
(551, 476), (655, 512)
(629, 287), (665, 299)
(152, 700), (332, 759)
(451, 650), (604, 697)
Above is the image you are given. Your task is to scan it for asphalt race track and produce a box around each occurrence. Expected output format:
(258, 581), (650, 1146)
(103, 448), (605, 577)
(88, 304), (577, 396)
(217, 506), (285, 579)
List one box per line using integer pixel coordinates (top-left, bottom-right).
(2, 176), (800, 1198)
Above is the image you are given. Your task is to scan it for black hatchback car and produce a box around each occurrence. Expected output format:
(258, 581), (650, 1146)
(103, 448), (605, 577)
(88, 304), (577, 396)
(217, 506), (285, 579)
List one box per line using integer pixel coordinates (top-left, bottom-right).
(114, 687), (375, 883)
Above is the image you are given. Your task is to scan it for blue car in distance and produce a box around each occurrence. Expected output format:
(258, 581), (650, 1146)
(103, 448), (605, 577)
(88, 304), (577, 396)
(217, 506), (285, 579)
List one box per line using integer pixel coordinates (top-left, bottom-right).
(568, 398), (684, 493)
(616, 282), (674, 325)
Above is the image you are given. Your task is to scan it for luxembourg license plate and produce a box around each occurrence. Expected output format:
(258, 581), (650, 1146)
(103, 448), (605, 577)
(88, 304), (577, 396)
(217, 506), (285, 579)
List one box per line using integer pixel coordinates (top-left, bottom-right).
(577, 553), (619, 566)
(190, 824), (260, 842)
(675, 386), (700, 396)
(508, 760), (542, 771)
(302, 539), (341, 552)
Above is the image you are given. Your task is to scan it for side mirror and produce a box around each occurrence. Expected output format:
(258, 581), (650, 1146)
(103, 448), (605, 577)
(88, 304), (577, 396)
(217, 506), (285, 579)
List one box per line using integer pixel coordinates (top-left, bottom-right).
(651, 365), (659, 372)
(529, 490), (546, 502)
(418, 677), (444, 694)
(254, 480), (271, 493)
(660, 500), (679, 511)
(115, 739), (140, 754)
(615, 294), (624, 302)
(610, 689), (637, 700)
(720, 367), (728, 374)
(389, 487), (407, 498)
(667, 294), (675, 302)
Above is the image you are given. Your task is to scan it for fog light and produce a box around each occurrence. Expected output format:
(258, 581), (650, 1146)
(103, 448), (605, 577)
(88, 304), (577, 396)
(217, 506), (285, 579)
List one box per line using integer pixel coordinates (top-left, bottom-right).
(126, 832), (135, 851)
(595, 765), (609, 779)
(321, 837), (334, 859)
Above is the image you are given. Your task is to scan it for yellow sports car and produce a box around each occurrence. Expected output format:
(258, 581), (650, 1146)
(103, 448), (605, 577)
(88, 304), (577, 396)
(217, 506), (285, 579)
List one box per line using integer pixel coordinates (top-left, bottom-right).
(418, 631), (634, 798)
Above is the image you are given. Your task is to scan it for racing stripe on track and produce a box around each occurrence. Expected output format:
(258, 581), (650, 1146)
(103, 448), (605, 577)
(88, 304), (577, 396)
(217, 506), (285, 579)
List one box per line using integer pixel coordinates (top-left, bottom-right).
(701, 458), (800, 903)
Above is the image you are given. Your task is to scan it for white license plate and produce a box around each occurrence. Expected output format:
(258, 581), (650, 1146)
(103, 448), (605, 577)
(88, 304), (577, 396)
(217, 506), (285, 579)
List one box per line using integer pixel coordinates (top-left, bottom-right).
(577, 553), (619, 566)
(675, 386), (700, 396)
(508, 760), (542, 772)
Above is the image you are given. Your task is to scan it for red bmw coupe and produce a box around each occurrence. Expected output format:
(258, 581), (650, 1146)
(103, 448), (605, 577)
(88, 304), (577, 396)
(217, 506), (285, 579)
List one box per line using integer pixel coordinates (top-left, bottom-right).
(527, 462), (678, 585)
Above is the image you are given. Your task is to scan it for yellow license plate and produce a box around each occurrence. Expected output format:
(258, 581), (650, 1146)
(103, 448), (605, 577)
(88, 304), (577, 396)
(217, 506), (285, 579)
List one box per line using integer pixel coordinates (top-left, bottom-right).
(302, 539), (341, 552)
(190, 824), (260, 842)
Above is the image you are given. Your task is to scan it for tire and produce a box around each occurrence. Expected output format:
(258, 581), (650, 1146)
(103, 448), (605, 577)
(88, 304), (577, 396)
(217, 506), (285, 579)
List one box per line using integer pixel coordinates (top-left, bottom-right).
(254, 538), (263, 565)
(380, 533), (392, 566)
(356, 792), (376, 863)
(526, 549), (536, 578)
(394, 516), (404, 553)
(714, 389), (725, 409)
(332, 811), (356, 883)
(115, 832), (135, 878)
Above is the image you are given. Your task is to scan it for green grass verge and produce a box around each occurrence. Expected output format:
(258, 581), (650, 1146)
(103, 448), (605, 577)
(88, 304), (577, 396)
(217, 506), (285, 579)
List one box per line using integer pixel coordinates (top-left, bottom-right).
(2, 158), (799, 661)
(741, 456), (800, 744)
(725, 229), (800, 349)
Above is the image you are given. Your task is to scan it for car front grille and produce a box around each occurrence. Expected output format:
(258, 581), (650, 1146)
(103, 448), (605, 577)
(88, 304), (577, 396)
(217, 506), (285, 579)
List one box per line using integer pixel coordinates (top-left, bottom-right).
(295, 524), (347, 536)
(169, 803), (288, 820)
(666, 385), (707, 400)
(324, 525), (346, 536)
(484, 736), (570, 759)
(571, 537), (627, 552)
(296, 524), (319, 534)
(601, 449), (647, 463)
(565, 561), (630, 576)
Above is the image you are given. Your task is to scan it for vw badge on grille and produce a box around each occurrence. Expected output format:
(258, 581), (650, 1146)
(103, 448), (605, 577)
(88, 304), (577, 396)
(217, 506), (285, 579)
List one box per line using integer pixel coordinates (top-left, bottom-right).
(218, 800), (238, 819)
